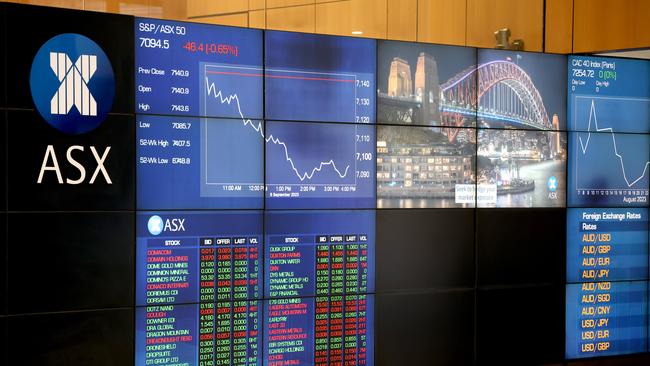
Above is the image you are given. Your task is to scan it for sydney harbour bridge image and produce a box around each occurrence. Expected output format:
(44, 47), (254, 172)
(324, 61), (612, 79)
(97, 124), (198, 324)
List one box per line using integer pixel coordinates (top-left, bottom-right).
(377, 46), (566, 208)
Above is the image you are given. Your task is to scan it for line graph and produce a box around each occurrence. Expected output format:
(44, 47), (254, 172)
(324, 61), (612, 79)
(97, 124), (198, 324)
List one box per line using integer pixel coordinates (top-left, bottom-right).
(578, 100), (650, 187)
(569, 96), (650, 206)
(202, 65), (352, 183)
(200, 63), (374, 208)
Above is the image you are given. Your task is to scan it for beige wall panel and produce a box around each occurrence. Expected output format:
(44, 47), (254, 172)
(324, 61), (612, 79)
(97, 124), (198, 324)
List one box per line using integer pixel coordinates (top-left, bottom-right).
(249, 9), (265, 28)
(267, 0), (314, 9)
(350, 0), (386, 39)
(387, 0), (416, 41)
(150, 0), (187, 20)
(266, 4), (315, 32)
(315, 0), (386, 38)
(249, 0), (265, 10)
(574, 0), (650, 53)
(466, 0), (543, 51)
(85, 0), (149, 15)
(544, 0), (572, 53)
(315, 0), (351, 36)
(187, 0), (248, 18)
(417, 0), (466, 45)
(14, 0), (83, 9)
(192, 12), (249, 27)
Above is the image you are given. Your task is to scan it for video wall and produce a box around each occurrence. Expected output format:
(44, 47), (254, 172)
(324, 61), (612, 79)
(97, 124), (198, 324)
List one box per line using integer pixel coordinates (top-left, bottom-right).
(2, 3), (650, 366)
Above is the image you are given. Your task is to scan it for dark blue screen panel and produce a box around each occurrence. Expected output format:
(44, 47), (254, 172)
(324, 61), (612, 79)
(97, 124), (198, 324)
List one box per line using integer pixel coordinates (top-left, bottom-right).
(136, 211), (263, 307)
(265, 121), (375, 209)
(264, 31), (376, 124)
(568, 132), (650, 207)
(135, 18), (262, 119)
(265, 210), (375, 298)
(566, 281), (648, 359)
(478, 50), (567, 131)
(568, 56), (650, 133)
(377, 40), (477, 127)
(567, 208), (649, 283)
(137, 115), (264, 209)
(264, 295), (374, 365)
(136, 301), (263, 365)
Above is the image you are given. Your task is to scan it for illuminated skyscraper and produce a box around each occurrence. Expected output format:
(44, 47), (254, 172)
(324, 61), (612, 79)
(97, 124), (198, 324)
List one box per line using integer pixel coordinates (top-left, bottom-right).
(387, 57), (413, 97)
(414, 52), (441, 125)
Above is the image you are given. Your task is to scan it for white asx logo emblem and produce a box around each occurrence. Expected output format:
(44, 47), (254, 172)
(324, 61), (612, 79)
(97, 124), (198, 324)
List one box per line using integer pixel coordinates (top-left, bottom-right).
(31, 33), (115, 135)
(50, 52), (98, 116)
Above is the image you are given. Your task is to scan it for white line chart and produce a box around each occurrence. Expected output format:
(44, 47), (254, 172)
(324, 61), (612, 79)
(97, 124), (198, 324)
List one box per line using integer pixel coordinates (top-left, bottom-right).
(577, 99), (650, 188)
(203, 74), (352, 183)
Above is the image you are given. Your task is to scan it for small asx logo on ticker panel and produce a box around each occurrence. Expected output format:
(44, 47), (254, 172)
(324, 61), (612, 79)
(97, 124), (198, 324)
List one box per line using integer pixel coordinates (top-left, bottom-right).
(30, 33), (115, 135)
(148, 215), (187, 236)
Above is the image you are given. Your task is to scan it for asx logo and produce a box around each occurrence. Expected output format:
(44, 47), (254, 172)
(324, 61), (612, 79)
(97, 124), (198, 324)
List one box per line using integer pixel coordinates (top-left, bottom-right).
(30, 34), (116, 185)
(148, 216), (186, 236)
(30, 33), (115, 134)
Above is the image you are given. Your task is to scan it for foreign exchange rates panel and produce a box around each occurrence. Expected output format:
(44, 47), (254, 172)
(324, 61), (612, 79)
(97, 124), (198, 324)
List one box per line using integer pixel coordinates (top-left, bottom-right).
(264, 210), (375, 298)
(137, 115), (264, 209)
(264, 31), (376, 124)
(136, 301), (262, 366)
(265, 121), (375, 209)
(567, 208), (649, 283)
(566, 281), (648, 359)
(264, 296), (374, 366)
(136, 211), (263, 307)
(135, 17), (263, 119)
(568, 56), (650, 133)
(568, 131), (650, 207)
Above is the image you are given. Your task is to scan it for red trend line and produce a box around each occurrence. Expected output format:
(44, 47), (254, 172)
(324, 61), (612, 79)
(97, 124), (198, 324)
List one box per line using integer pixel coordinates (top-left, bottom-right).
(205, 70), (355, 83)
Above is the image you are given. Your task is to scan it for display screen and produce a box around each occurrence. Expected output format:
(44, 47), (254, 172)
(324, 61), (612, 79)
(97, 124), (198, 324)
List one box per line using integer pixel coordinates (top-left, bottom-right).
(136, 301), (263, 365)
(477, 50), (567, 131)
(568, 56), (650, 133)
(566, 281), (648, 359)
(264, 210), (375, 298)
(377, 125), (476, 208)
(137, 115), (264, 209)
(136, 211), (263, 306)
(568, 132), (650, 207)
(264, 296), (374, 365)
(567, 208), (649, 283)
(135, 18), (263, 118)
(264, 31), (376, 124)
(477, 129), (567, 207)
(377, 40), (476, 127)
(265, 121), (375, 209)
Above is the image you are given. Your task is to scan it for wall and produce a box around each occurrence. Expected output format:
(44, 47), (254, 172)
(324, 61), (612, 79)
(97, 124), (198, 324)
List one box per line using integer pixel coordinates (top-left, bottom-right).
(2, 0), (650, 54)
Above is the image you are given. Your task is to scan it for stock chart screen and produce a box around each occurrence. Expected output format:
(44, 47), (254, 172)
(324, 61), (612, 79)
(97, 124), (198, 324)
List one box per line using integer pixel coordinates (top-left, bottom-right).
(264, 296), (374, 365)
(135, 18), (263, 118)
(568, 56), (650, 207)
(568, 132), (650, 207)
(264, 210), (375, 298)
(265, 121), (375, 209)
(566, 281), (648, 359)
(567, 208), (649, 283)
(136, 211), (263, 307)
(137, 115), (264, 209)
(264, 31), (376, 124)
(568, 56), (650, 133)
(136, 302), (263, 365)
